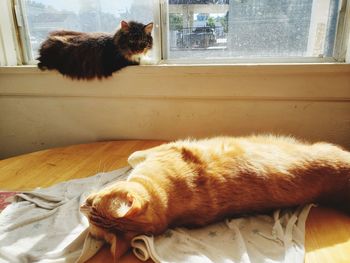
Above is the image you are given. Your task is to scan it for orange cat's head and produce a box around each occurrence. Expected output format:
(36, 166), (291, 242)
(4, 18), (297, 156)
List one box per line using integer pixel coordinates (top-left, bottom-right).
(80, 181), (158, 258)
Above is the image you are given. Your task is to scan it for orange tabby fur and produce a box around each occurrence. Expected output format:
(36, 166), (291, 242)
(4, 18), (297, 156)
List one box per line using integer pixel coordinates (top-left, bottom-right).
(80, 135), (350, 260)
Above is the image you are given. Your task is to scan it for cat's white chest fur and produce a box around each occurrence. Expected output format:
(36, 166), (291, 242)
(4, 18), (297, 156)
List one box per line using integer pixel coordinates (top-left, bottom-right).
(130, 54), (154, 65)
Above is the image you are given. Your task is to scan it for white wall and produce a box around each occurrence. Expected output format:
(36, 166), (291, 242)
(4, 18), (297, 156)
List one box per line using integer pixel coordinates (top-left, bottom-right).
(0, 64), (350, 159)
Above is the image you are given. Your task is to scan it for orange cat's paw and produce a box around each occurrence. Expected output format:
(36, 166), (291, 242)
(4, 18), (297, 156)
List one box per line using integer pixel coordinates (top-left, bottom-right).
(128, 151), (148, 168)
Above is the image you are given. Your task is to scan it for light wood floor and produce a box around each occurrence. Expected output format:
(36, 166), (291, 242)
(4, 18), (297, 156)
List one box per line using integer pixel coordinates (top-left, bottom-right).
(0, 140), (349, 263)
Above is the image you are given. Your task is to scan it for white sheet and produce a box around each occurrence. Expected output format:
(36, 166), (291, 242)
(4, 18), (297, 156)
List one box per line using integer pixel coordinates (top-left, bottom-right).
(0, 167), (130, 263)
(131, 205), (313, 263)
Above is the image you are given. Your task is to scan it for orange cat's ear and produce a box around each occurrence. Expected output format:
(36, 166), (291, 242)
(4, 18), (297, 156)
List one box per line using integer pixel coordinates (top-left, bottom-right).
(111, 192), (146, 218)
(121, 20), (129, 30)
(144, 22), (153, 34)
(125, 193), (144, 217)
(80, 192), (97, 214)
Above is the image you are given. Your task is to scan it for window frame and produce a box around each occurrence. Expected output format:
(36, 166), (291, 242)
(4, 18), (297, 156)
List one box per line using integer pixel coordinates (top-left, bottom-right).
(2, 0), (350, 66)
(14, 0), (34, 64)
(0, 0), (20, 66)
(334, 0), (350, 61)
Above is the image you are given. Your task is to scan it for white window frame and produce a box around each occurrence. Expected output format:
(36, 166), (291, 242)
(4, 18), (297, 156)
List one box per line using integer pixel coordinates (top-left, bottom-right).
(334, 0), (350, 61)
(13, 0), (35, 64)
(1, 0), (349, 66)
(0, 0), (20, 66)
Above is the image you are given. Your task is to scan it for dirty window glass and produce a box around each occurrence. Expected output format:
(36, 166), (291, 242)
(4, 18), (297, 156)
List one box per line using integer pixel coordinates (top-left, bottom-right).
(167, 0), (340, 59)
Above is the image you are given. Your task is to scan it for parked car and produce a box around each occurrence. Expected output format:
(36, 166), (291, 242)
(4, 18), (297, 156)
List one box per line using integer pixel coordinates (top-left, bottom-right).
(177, 27), (216, 48)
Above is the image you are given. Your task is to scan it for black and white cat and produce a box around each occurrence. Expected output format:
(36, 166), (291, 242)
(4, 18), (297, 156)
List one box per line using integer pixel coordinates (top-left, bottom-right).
(37, 21), (153, 80)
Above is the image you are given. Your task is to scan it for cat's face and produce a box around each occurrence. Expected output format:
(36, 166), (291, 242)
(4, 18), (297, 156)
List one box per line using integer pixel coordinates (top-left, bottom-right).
(81, 181), (155, 258)
(80, 181), (160, 237)
(114, 20), (153, 55)
(83, 185), (139, 229)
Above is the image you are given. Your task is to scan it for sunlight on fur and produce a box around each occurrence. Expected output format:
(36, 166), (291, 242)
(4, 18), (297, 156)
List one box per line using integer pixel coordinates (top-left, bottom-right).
(80, 135), (350, 260)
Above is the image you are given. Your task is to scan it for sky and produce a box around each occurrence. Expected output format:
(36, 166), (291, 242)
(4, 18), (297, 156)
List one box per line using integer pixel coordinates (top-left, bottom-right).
(31, 0), (133, 14)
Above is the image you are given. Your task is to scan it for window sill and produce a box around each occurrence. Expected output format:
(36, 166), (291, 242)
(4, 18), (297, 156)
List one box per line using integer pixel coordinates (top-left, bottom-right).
(0, 63), (349, 102)
(0, 62), (350, 74)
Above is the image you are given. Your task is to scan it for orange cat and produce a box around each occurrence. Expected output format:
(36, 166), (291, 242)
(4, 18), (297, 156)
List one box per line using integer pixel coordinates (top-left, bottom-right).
(80, 135), (350, 260)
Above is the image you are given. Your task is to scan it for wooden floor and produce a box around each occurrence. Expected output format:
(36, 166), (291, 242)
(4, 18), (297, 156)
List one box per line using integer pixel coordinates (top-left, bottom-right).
(0, 140), (349, 263)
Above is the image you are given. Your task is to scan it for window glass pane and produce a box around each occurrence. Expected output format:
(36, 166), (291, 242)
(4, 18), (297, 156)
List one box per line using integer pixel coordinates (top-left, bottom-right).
(167, 0), (340, 59)
(23, 0), (155, 60)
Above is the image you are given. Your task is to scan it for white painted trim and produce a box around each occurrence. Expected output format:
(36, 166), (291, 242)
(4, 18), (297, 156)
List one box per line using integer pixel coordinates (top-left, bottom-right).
(0, 0), (19, 66)
(334, 0), (350, 62)
(347, 34), (350, 62)
(151, 0), (162, 62)
(1, 64), (349, 101)
(14, 0), (33, 64)
(0, 29), (6, 66)
(344, 0), (350, 62)
(160, 0), (169, 60)
(1, 63), (350, 158)
(1, 63), (350, 159)
(162, 57), (338, 64)
(307, 0), (331, 57)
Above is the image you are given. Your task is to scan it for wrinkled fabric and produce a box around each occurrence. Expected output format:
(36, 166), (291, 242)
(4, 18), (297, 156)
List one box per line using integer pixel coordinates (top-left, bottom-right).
(131, 205), (314, 263)
(0, 167), (130, 263)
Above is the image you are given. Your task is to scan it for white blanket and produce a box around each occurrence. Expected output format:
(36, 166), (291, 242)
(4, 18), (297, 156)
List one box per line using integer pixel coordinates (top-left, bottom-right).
(0, 167), (313, 263)
(131, 206), (313, 263)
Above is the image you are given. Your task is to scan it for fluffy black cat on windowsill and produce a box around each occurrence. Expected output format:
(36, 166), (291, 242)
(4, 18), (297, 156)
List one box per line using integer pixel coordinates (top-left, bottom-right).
(37, 21), (153, 80)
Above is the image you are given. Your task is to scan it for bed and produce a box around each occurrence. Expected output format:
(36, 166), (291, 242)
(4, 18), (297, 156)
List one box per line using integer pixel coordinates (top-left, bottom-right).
(0, 140), (349, 263)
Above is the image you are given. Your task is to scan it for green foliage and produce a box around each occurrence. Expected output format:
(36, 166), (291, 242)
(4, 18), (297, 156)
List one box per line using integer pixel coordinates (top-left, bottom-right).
(220, 12), (228, 33)
(169, 14), (183, 31)
(206, 17), (215, 28)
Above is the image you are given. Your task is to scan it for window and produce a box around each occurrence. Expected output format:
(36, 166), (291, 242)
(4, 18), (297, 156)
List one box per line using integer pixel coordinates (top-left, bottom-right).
(8, 0), (350, 64)
(17, 0), (156, 63)
(165, 0), (343, 60)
